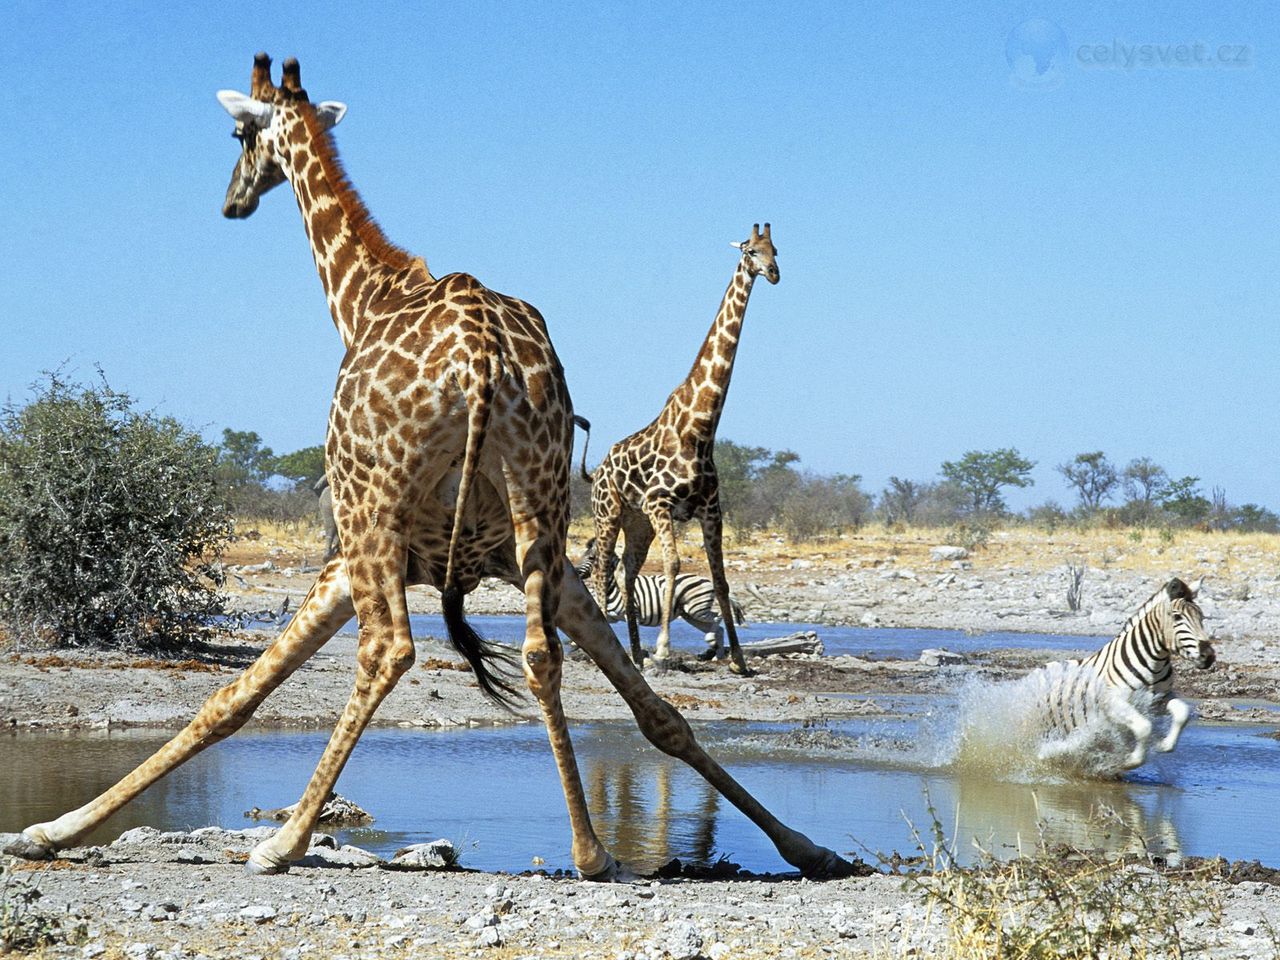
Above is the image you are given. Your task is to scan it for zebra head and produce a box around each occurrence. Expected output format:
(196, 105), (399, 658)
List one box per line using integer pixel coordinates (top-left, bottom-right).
(1163, 578), (1216, 670)
(730, 223), (780, 285)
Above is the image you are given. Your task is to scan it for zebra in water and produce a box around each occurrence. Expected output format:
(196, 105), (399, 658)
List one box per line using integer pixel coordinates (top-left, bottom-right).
(1034, 577), (1216, 771)
(575, 538), (746, 660)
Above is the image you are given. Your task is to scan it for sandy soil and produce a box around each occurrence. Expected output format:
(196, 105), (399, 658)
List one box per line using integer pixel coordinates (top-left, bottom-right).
(3, 524), (1279, 958)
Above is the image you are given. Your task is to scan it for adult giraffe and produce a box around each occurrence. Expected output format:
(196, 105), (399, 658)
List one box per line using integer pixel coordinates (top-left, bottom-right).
(585, 226), (778, 675)
(5, 55), (854, 880)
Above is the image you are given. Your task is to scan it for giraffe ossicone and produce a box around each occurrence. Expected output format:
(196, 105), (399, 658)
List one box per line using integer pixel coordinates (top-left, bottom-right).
(585, 224), (778, 675)
(4, 55), (857, 882)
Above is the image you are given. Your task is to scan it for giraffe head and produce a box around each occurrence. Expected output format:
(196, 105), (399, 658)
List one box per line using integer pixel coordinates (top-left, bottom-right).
(730, 223), (780, 285)
(216, 53), (347, 218)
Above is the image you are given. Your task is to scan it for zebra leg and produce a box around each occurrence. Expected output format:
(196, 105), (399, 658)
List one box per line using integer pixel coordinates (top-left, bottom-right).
(700, 504), (749, 675)
(1103, 694), (1154, 769)
(1157, 696), (1192, 752)
(686, 614), (723, 661)
(620, 518), (654, 665)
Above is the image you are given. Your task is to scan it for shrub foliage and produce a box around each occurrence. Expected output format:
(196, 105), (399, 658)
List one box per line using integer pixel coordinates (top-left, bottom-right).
(0, 372), (232, 649)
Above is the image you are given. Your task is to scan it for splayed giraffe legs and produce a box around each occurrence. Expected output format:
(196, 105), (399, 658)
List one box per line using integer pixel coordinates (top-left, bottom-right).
(5, 560), (356, 861)
(554, 560), (859, 879)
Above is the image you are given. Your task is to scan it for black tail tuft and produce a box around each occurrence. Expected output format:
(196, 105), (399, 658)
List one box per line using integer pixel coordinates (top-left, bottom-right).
(441, 585), (522, 706)
(574, 414), (594, 482)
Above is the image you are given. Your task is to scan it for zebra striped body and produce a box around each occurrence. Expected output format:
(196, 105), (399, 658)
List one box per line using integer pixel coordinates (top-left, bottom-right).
(1035, 577), (1215, 771)
(576, 539), (746, 658)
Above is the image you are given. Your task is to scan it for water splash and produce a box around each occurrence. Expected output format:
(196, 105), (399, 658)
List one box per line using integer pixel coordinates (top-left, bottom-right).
(939, 664), (1160, 782)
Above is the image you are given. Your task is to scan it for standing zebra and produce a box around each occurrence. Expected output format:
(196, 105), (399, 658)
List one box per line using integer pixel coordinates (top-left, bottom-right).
(1034, 577), (1215, 771)
(575, 539), (746, 661)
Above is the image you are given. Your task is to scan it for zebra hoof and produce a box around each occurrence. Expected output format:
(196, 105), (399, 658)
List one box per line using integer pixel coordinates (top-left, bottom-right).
(696, 648), (718, 662)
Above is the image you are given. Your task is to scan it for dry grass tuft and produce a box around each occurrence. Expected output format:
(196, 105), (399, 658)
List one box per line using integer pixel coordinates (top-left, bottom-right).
(881, 798), (1223, 960)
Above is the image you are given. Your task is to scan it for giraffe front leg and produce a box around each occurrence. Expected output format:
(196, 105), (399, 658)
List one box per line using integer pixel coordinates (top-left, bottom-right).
(700, 504), (749, 675)
(1157, 697), (1192, 753)
(248, 558), (411, 874)
(620, 519), (654, 666)
(648, 509), (680, 662)
(6, 561), (354, 861)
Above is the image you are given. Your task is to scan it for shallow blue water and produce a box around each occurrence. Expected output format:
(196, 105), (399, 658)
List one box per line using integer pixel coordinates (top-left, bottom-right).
(327, 613), (1106, 661)
(4, 713), (1275, 874)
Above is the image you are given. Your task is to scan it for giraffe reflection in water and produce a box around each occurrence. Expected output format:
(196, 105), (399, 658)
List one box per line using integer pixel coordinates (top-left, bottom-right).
(585, 758), (721, 872)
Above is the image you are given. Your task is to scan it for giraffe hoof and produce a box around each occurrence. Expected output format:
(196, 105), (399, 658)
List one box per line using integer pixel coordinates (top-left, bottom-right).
(729, 660), (753, 677)
(3, 832), (56, 861)
(245, 859), (291, 876)
(802, 848), (869, 880)
(580, 854), (639, 883)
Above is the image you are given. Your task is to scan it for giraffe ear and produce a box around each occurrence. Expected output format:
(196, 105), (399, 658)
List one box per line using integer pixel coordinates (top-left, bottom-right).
(217, 89), (273, 124)
(729, 241), (746, 250)
(314, 101), (347, 129)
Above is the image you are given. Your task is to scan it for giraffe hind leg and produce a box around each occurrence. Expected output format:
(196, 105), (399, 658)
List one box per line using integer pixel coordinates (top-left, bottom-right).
(555, 561), (859, 879)
(6, 559), (355, 860)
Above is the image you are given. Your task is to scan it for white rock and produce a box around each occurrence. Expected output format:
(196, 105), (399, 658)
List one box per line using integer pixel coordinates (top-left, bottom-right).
(930, 545), (970, 562)
(661, 920), (703, 960)
(239, 904), (278, 923)
(477, 926), (502, 947)
(391, 839), (456, 870)
(1231, 920), (1256, 935)
(115, 826), (163, 845)
(919, 648), (964, 667)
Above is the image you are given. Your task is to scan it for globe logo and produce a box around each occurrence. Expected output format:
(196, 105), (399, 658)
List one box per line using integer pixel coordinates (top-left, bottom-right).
(1006, 19), (1069, 89)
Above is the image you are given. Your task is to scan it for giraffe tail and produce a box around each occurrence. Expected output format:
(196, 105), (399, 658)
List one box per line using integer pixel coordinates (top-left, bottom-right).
(441, 584), (520, 705)
(441, 368), (520, 706)
(574, 414), (593, 482)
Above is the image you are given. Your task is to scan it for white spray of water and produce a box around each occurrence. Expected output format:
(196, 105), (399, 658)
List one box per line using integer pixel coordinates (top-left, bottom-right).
(935, 663), (1161, 782)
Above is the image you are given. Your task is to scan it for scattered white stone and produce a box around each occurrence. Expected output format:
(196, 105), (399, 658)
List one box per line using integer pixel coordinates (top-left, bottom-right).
(919, 648), (964, 667)
(660, 920), (703, 960)
(477, 925), (502, 947)
(123, 944), (156, 960)
(929, 546), (969, 562)
(82, 945), (107, 959)
(391, 839), (457, 870)
(1231, 920), (1256, 935)
(115, 826), (163, 845)
(239, 904), (278, 924)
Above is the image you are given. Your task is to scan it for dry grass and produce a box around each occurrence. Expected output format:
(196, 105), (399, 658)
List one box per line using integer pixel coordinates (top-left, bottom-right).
(875, 800), (1225, 960)
(238, 515), (1280, 588)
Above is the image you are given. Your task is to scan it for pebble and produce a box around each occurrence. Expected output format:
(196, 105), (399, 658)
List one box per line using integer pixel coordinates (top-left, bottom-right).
(239, 904), (278, 923)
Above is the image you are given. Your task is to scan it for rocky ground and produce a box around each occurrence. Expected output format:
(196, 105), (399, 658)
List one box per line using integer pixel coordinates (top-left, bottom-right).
(3, 524), (1279, 958)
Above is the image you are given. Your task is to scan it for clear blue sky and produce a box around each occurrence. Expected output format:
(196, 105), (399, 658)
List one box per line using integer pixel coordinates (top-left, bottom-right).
(2, 1), (1276, 511)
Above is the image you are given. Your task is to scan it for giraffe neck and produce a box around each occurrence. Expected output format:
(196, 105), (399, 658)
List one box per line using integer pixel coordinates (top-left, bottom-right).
(278, 107), (432, 348)
(666, 257), (756, 441)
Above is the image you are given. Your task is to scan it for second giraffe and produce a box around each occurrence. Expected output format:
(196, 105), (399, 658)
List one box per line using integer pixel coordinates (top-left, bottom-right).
(584, 224), (778, 675)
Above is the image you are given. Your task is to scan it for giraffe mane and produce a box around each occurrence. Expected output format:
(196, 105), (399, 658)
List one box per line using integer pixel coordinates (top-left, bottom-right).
(297, 102), (422, 275)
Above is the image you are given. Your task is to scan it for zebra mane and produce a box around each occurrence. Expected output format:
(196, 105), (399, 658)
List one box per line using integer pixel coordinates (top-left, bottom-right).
(1110, 580), (1200, 643)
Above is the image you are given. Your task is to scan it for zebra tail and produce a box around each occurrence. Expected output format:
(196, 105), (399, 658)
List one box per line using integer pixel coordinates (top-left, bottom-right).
(574, 414), (593, 482)
(731, 598), (747, 625)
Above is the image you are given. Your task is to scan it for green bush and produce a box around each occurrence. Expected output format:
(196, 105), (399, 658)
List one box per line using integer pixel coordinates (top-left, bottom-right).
(0, 372), (232, 650)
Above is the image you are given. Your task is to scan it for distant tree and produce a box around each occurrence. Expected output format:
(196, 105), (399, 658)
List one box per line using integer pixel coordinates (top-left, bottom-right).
(271, 444), (326, 488)
(1160, 476), (1210, 526)
(217, 428), (275, 487)
(1057, 451), (1119, 512)
(1122, 457), (1168, 506)
(880, 476), (923, 525)
(778, 472), (870, 541)
(940, 448), (1035, 516)
(1235, 503), (1280, 533)
(712, 439), (774, 525)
